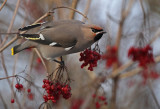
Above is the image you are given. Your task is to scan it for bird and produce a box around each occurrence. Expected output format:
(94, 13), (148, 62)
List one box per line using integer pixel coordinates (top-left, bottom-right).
(11, 20), (106, 64)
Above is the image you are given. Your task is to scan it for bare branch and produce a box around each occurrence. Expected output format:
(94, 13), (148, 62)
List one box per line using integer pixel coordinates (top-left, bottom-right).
(0, 0), (21, 47)
(69, 0), (78, 19)
(148, 80), (160, 109)
(82, 0), (91, 22)
(51, 6), (88, 20)
(0, 0), (7, 11)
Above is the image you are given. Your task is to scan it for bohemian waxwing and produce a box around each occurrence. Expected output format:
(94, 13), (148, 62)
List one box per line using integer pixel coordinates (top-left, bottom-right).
(11, 20), (106, 62)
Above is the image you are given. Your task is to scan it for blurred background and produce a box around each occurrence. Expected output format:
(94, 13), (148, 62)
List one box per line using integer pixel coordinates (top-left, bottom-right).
(0, 0), (160, 109)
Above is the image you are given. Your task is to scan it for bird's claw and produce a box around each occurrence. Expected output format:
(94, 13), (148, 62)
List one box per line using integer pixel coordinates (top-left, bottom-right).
(53, 59), (65, 68)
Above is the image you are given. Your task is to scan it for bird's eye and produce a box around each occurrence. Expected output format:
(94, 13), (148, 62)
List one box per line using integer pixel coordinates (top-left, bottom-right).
(91, 28), (97, 33)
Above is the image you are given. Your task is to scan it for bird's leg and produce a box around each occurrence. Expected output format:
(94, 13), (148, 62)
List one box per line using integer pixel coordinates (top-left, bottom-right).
(53, 56), (64, 67)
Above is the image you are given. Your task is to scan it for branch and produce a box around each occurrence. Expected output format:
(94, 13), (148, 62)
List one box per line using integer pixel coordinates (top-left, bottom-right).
(34, 48), (47, 73)
(0, 92), (8, 109)
(0, 75), (16, 80)
(0, 35), (18, 52)
(149, 27), (160, 45)
(82, 0), (91, 22)
(147, 80), (160, 109)
(115, 0), (134, 49)
(0, 0), (21, 47)
(0, 0), (7, 11)
(69, 0), (78, 19)
(51, 6), (88, 20)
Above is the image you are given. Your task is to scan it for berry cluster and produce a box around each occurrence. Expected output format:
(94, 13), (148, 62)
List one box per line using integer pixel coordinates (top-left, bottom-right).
(27, 88), (34, 100)
(102, 46), (118, 67)
(92, 94), (107, 109)
(79, 49), (101, 71)
(15, 83), (23, 91)
(42, 79), (71, 103)
(128, 45), (154, 68)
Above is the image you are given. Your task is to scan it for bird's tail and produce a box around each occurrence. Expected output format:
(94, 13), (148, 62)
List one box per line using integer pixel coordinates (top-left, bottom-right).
(11, 41), (37, 55)
(11, 44), (21, 55)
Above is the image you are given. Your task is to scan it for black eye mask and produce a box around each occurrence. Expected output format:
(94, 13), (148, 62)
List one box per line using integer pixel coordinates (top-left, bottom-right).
(91, 28), (103, 33)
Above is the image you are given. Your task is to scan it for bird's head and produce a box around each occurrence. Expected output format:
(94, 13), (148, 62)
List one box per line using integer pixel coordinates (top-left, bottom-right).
(82, 24), (106, 41)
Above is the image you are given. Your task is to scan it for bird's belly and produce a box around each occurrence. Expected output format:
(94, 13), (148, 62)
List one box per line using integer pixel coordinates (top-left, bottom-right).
(38, 41), (94, 60)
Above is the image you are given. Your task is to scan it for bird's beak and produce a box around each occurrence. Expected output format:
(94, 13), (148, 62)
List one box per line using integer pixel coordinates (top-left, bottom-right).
(96, 31), (106, 35)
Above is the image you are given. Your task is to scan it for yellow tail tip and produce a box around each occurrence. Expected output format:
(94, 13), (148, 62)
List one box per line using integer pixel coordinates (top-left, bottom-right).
(11, 48), (14, 55)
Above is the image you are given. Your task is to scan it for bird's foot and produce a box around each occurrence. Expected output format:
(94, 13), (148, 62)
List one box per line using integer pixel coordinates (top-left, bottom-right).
(53, 59), (65, 67)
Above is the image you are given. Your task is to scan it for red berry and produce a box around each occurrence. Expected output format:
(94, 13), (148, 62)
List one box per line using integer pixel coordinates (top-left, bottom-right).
(95, 102), (101, 108)
(42, 84), (46, 88)
(43, 79), (47, 83)
(19, 84), (23, 89)
(98, 96), (106, 101)
(43, 95), (47, 99)
(11, 99), (14, 103)
(37, 57), (42, 64)
(52, 100), (56, 103)
(51, 96), (54, 100)
(27, 89), (31, 93)
(15, 84), (20, 89)
(45, 80), (50, 84)
(92, 94), (96, 98)
(28, 93), (34, 100)
(51, 85), (54, 90)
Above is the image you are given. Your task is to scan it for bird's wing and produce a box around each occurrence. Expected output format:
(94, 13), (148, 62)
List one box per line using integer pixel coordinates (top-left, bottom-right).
(18, 20), (84, 31)
(38, 24), (80, 48)
(20, 23), (82, 51)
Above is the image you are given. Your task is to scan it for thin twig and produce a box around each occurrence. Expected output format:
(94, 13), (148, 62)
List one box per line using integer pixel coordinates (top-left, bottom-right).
(54, 0), (63, 19)
(82, 0), (91, 22)
(110, 60), (133, 78)
(0, 0), (7, 11)
(110, 76), (119, 109)
(147, 80), (160, 109)
(120, 67), (142, 79)
(69, 0), (78, 19)
(51, 6), (88, 20)
(0, 35), (18, 53)
(0, 0), (21, 47)
(34, 12), (52, 24)
(0, 75), (16, 80)
(0, 92), (8, 109)
(115, 0), (134, 49)
(149, 27), (160, 45)
(139, 0), (146, 27)
(34, 48), (47, 73)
